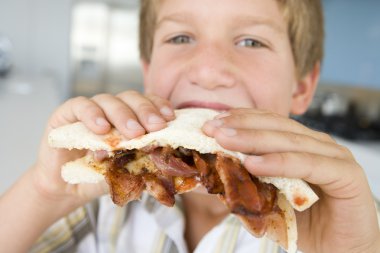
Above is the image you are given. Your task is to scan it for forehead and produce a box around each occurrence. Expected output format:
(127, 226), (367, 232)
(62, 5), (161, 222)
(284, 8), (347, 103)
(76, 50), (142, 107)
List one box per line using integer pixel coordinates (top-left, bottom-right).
(155, 0), (286, 33)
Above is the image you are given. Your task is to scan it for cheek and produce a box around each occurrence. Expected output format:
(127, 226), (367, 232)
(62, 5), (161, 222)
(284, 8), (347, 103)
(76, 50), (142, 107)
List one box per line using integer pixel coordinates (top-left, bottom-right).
(144, 60), (176, 99)
(245, 70), (296, 115)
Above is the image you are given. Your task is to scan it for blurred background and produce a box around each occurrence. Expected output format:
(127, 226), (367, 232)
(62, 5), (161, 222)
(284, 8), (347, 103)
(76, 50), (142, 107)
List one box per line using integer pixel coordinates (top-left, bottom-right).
(0, 0), (379, 196)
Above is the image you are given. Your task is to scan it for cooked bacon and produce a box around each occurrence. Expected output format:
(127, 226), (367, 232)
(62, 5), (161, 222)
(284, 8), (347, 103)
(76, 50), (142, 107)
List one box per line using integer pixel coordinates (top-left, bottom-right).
(215, 155), (277, 216)
(193, 152), (224, 194)
(111, 150), (136, 169)
(150, 147), (198, 177)
(104, 146), (283, 238)
(235, 212), (266, 236)
(174, 177), (198, 193)
(237, 206), (286, 240)
(105, 168), (144, 206)
(143, 173), (175, 207)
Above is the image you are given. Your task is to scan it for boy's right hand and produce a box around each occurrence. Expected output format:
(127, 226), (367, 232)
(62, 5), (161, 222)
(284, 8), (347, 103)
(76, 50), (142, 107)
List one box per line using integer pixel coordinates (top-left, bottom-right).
(32, 91), (175, 211)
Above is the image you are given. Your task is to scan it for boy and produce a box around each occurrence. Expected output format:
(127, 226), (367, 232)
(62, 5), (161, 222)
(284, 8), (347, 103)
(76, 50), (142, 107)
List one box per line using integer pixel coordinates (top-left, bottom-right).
(1, 0), (379, 252)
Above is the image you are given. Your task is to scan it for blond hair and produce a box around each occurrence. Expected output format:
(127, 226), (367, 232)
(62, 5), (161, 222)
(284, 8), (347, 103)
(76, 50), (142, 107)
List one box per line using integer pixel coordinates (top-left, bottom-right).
(139, 0), (324, 79)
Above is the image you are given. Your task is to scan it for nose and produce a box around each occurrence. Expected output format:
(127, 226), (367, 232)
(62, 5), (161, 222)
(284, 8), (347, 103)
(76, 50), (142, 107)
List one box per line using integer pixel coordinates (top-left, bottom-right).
(186, 43), (238, 89)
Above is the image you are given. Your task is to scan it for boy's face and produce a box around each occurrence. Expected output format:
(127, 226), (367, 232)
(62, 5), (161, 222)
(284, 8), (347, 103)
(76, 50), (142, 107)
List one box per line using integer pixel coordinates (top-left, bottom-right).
(142, 0), (315, 116)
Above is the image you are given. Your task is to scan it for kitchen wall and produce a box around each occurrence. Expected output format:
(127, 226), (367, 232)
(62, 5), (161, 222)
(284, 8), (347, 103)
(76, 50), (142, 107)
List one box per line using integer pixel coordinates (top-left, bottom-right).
(297, 0), (380, 143)
(0, 0), (71, 99)
(322, 0), (380, 90)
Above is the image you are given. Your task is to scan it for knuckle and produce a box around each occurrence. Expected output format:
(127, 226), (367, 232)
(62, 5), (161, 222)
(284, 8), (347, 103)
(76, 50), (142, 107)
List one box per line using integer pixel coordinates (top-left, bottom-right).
(149, 96), (170, 107)
(137, 102), (156, 114)
(223, 113), (243, 125)
(340, 160), (361, 182)
(157, 98), (170, 107)
(266, 111), (281, 119)
(146, 94), (160, 101)
(68, 96), (88, 105)
(299, 152), (316, 179)
(319, 132), (335, 143)
(234, 113), (246, 121)
(250, 129), (265, 142)
(92, 93), (112, 101)
(117, 90), (140, 99)
(112, 105), (131, 117)
(276, 153), (288, 166)
(337, 144), (354, 159)
(288, 132), (303, 146)
(79, 104), (101, 119)
(275, 153), (290, 177)
(68, 96), (94, 113)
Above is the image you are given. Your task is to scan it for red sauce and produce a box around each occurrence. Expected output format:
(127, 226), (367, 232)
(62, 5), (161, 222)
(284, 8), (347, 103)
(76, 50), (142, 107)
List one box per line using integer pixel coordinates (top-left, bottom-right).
(105, 135), (121, 148)
(293, 195), (308, 207)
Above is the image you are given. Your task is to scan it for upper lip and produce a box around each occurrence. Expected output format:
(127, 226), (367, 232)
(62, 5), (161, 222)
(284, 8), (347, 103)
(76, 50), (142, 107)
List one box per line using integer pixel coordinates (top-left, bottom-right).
(176, 101), (231, 111)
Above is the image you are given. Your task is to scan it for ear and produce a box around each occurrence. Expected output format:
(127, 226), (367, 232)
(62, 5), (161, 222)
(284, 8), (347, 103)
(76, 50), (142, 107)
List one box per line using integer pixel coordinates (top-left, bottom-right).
(141, 58), (151, 90)
(290, 62), (321, 115)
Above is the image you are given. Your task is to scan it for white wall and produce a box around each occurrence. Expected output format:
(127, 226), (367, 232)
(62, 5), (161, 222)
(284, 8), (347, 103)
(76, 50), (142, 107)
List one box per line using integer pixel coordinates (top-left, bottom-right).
(0, 0), (72, 99)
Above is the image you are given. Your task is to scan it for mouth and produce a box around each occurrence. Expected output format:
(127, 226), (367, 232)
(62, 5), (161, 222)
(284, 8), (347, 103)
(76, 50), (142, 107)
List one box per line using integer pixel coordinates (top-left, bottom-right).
(176, 101), (231, 111)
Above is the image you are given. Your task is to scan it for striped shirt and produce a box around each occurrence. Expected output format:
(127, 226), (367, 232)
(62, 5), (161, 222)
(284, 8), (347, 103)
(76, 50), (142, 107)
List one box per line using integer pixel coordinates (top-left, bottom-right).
(30, 194), (290, 253)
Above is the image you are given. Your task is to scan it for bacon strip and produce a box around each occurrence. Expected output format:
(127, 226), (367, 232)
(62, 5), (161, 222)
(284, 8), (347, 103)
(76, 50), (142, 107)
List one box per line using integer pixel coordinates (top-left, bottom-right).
(193, 152), (224, 194)
(105, 168), (144, 206)
(149, 147), (199, 177)
(105, 146), (284, 239)
(143, 173), (175, 207)
(215, 155), (277, 216)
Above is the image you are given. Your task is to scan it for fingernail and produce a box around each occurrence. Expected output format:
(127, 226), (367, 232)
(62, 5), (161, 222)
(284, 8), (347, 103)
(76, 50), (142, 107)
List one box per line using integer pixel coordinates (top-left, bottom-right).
(160, 106), (174, 117)
(219, 127), (237, 137)
(148, 114), (166, 124)
(95, 117), (110, 127)
(126, 119), (144, 131)
(207, 119), (223, 127)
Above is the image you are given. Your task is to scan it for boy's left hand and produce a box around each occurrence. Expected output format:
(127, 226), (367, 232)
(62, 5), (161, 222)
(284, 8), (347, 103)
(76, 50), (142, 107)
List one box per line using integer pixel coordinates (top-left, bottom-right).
(203, 108), (380, 253)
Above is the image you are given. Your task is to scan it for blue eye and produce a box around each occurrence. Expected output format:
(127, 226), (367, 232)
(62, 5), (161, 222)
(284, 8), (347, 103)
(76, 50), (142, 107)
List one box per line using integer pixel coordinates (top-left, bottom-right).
(168, 35), (193, 44)
(237, 38), (264, 48)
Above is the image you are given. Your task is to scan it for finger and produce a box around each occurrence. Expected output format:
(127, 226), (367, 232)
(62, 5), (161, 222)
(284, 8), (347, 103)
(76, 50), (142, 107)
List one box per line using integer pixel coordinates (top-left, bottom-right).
(117, 90), (167, 132)
(214, 108), (269, 119)
(243, 152), (365, 198)
(75, 179), (109, 202)
(92, 93), (146, 139)
(210, 127), (352, 160)
(146, 94), (175, 121)
(50, 96), (111, 135)
(205, 109), (334, 144)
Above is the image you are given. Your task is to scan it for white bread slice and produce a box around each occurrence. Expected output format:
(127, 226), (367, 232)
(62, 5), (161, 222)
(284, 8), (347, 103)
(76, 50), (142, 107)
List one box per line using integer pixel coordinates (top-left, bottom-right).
(49, 108), (318, 212)
(61, 155), (105, 184)
(276, 193), (298, 253)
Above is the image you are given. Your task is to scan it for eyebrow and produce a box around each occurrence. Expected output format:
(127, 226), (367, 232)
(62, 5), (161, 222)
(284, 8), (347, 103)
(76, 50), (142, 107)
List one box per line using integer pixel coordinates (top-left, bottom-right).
(230, 16), (285, 34)
(156, 13), (194, 30)
(156, 13), (285, 34)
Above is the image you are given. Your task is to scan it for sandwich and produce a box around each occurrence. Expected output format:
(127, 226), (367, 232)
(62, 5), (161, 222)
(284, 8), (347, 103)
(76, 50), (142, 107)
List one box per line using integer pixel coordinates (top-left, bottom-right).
(48, 108), (319, 253)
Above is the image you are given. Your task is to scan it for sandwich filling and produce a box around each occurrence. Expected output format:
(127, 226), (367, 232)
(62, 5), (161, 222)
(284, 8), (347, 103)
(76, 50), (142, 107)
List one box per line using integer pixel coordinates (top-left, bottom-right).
(93, 146), (286, 239)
